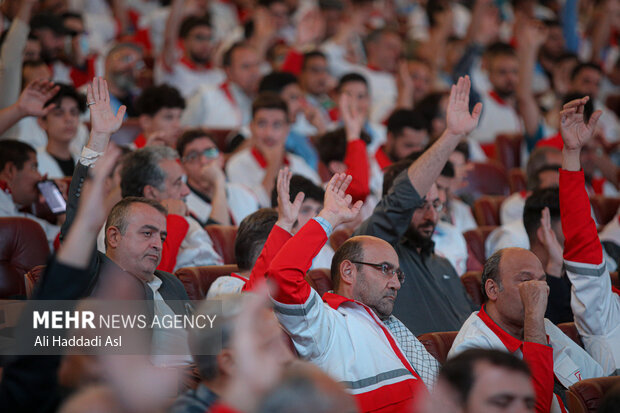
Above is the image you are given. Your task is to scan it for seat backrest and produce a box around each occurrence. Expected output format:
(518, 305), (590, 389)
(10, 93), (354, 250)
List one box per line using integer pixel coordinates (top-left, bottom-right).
(463, 226), (498, 265)
(175, 265), (239, 300)
(329, 228), (353, 251)
(590, 196), (620, 226)
(567, 376), (620, 413)
(508, 168), (527, 194)
(460, 271), (483, 307)
(305, 268), (333, 296)
(24, 264), (46, 299)
(205, 225), (238, 265)
(416, 331), (459, 364)
(0, 217), (50, 298)
(473, 195), (507, 226)
(462, 162), (510, 198)
(557, 322), (584, 348)
(494, 133), (523, 170)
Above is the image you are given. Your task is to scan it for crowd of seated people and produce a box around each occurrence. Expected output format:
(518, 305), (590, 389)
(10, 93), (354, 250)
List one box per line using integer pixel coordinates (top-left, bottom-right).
(0, 0), (620, 412)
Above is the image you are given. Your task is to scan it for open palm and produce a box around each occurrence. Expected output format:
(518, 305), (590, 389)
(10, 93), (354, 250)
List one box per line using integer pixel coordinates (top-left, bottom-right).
(446, 76), (482, 137)
(87, 77), (126, 135)
(321, 173), (363, 227)
(559, 97), (602, 151)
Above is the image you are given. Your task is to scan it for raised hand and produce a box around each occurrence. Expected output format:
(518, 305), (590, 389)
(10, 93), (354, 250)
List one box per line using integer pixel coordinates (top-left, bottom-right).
(319, 173), (363, 228)
(339, 93), (364, 142)
(445, 76), (482, 138)
(538, 207), (563, 278)
(275, 167), (305, 232)
(87, 77), (126, 137)
(16, 79), (60, 117)
(559, 96), (603, 151)
(519, 19), (548, 51)
(396, 60), (414, 109)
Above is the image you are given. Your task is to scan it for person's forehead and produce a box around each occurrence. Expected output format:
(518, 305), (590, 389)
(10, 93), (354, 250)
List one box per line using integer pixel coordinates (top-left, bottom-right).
(360, 238), (399, 264)
(184, 137), (215, 155)
(282, 83), (302, 95)
(426, 182), (440, 199)
(232, 47), (257, 63)
(159, 158), (184, 177)
(189, 25), (211, 35)
(490, 55), (518, 69)
(341, 81), (368, 94)
(126, 203), (167, 228)
(500, 249), (544, 278)
(578, 68), (601, 79)
(254, 108), (287, 122)
(301, 198), (322, 209)
(400, 126), (428, 138)
(471, 362), (533, 397)
(56, 97), (79, 109)
(305, 56), (327, 67)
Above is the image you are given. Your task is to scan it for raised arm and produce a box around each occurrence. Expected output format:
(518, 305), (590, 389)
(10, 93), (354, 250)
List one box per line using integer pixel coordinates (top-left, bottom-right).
(0, 80), (59, 135)
(340, 92), (370, 202)
(162, 0), (187, 70)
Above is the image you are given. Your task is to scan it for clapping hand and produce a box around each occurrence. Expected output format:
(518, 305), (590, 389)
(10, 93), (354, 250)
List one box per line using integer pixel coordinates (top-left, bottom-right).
(318, 173), (363, 228)
(559, 96), (603, 152)
(276, 167), (304, 233)
(445, 76), (482, 138)
(16, 79), (60, 117)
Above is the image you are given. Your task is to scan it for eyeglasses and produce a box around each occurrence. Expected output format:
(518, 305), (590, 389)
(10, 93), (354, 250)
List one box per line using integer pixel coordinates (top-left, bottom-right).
(182, 147), (219, 163)
(420, 199), (444, 213)
(350, 261), (405, 284)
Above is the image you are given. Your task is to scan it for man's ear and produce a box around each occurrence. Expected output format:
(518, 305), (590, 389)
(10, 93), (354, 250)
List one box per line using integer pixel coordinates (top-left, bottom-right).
(106, 226), (122, 249)
(217, 349), (235, 378)
(536, 225), (545, 245)
(485, 279), (499, 301)
(142, 184), (158, 200)
(0, 162), (17, 181)
(37, 116), (48, 131)
(339, 260), (357, 286)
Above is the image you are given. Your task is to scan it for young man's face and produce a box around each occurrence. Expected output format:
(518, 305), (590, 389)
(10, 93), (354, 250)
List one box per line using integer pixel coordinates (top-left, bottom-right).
(292, 198), (322, 233)
(339, 81), (370, 120)
(408, 61), (432, 103)
(250, 108), (289, 151)
(9, 152), (42, 206)
(387, 127), (429, 161)
(227, 47), (261, 96)
(572, 68), (602, 100)
(181, 137), (220, 186)
(301, 56), (330, 96)
(184, 25), (213, 65)
(281, 83), (304, 122)
(488, 55), (519, 98)
(141, 107), (184, 147)
(39, 97), (80, 143)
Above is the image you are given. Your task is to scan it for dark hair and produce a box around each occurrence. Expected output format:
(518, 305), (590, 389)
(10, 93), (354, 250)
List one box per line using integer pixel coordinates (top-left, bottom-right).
(439, 349), (531, 405)
(252, 92), (289, 118)
(481, 249), (504, 302)
(426, 0), (449, 28)
(331, 237), (365, 292)
(105, 197), (168, 244)
(135, 85), (185, 116)
(22, 60), (48, 71)
(0, 140), (36, 171)
(270, 174), (325, 207)
(440, 160), (455, 178)
(414, 92), (447, 124)
(523, 187), (560, 244)
(316, 128), (371, 164)
(562, 92), (594, 122)
(234, 208), (279, 271)
(120, 146), (179, 198)
(337, 72), (368, 92)
(454, 141), (470, 161)
(302, 51), (327, 70)
(176, 129), (215, 157)
(484, 42), (516, 61)
(179, 15), (211, 39)
(364, 27), (399, 51)
(570, 62), (602, 81)
(387, 109), (431, 137)
(222, 42), (248, 68)
(258, 0), (286, 7)
(258, 71), (298, 94)
(381, 151), (424, 196)
(525, 146), (561, 190)
(44, 83), (87, 114)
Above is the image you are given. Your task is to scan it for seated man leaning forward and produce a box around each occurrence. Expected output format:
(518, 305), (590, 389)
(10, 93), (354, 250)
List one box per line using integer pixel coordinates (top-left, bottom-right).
(448, 247), (605, 413)
(267, 172), (440, 413)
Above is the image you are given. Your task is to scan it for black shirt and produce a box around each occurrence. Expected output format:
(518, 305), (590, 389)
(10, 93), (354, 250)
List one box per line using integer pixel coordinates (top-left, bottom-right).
(50, 154), (75, 177)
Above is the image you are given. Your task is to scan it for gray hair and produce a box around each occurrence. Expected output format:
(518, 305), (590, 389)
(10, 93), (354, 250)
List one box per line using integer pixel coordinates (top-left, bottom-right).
(120, 146), (178, 198)
(481, 249), (504, 302)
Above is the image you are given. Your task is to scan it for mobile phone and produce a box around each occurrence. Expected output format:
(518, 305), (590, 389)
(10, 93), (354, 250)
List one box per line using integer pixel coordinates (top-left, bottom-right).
(37, 181), (66, 214)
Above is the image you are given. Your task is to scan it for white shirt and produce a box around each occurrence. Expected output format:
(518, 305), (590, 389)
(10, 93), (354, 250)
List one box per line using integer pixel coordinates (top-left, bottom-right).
(206, 274), (246, 299)
(485, 220), (530, 259)
(225, 147), (321, 207)
(36, 147), (79, 179)
(155, 60), (225, 99)
(449, 198), (477, 233)
(500, 192), (527, 225)
(0, 186), (60, 248)
(186, 182), (260, 226)
(181, 81), (252, 129)
(5, 118), (89, 158)
(468, 91), (522, 145)
(433, 221), (468, 276)
(311, 244), (335, 271)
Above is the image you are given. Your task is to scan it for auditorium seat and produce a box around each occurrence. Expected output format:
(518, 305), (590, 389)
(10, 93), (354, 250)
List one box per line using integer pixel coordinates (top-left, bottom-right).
(611, 272), (619, 289)
(590, 196), (620, 226)
(205, 225), (238, 265)
(0, 217), (50, 299)
(567, 376), (620, 413)
(175, 265), (239, 300)
(558, 322), (584, 348)
(329, 228), (353, 251)
(508, 168), (527, 194)
(417, 331), (459, 364)
(460, 271), (483, 307)
(473, 196), (507, 226)
(494, 133), (523, 170)
(461, 162), (510, 198)
(463, 226), (498, 266)
(24, 264), (46, 298)
(305, 268), (332, 296)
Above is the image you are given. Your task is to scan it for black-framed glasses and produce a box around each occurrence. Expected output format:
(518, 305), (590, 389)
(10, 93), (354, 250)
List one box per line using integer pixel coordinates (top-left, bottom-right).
(350, 261), (405, 284)
(182, 147), (219, 163)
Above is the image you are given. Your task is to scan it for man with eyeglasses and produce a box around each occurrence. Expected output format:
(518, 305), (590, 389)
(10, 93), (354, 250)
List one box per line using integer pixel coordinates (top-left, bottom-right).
(176, 129), (259, 226)
(357, 76), (480, 335)
(266, 172), (440, 413)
